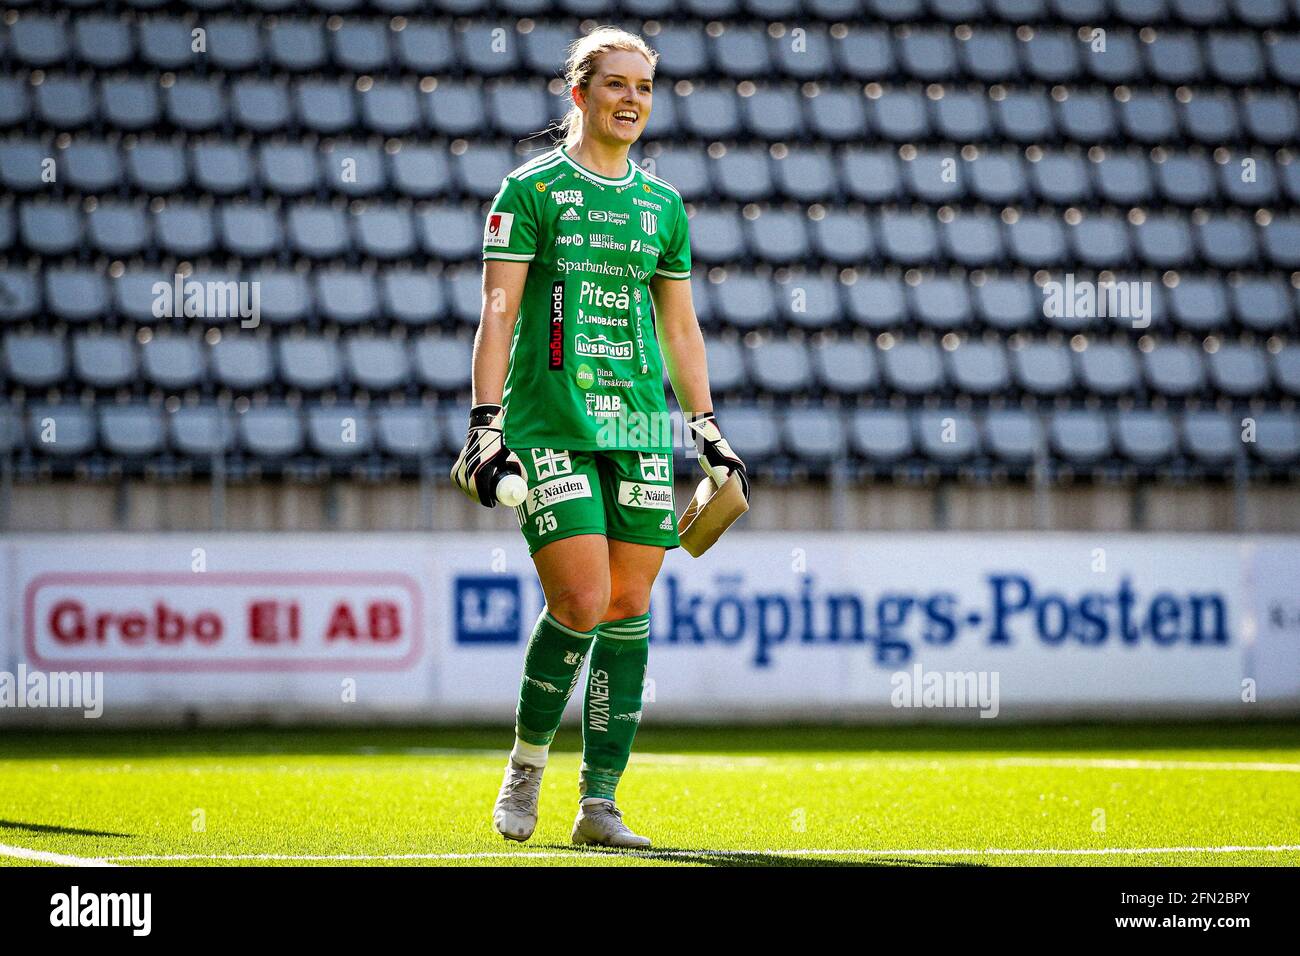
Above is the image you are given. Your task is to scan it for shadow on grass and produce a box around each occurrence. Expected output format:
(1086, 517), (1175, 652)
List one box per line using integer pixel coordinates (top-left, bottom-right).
(534, 844), (986, 867)
(1, 719), (1298, 761)
(0, 819), (132, 838)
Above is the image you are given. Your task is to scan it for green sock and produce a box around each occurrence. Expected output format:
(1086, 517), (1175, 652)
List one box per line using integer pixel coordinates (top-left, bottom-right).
(515, 608), (596, 746)
(580, 612), (650, 802)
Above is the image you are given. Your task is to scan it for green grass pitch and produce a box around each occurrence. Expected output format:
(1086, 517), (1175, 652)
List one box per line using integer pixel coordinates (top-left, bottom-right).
(1, 722), (1297, 867)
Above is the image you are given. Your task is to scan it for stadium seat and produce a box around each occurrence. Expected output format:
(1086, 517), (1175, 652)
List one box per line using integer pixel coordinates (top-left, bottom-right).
(812, 338), (879, 395)
(782, 406), (849, 467)
(73, 16), (133, 68)
(72, 335), (138, 390)
(947, 341), (1010, 396)
(845, 276), (907, 330)
(376, 405), (439, 460)
(1142, 342), (1206, 398)
(749, 209), (809, 264)
(1008, 216), (1070, 273)
(63, 142), (122, 193)
(810, 209), (873, 264)
(1164, 278), (1226, 335)
(967, 151), (1028, 204)
(45, 269), (109, 324)
(916, 408), (979, 464)
(4, 335), (68, 389)
(126, 142), (187, 193)
(232, 81), (292, 133)
(880, 341), (945, 396)
(277, 337), (342, 392)
(381, 273), (443, 327)
(942, 214), (1004, 269)
(0, 270), (41, 323)
(344, 337), (410, 392)
(1249, 412), (1300, 467)
(1049, 410), (1112, 465)
(306, 405), (373, 460)
(1182, 410), (1238, 468)
(296, 82), (357, 135)
(911, 278), (973, 331)
(840, 147), (903, 204)
(1118, 93), (1179, 145)
(748, 339), (813, 395)
(984, 408), (1042, 467)
(27, 404), (95, 458)
(238, 406), (303, 458)
(1267, 343), (1300, 399)
(20, 203), (82, 256)
(390, 146), (452, 198)
(1013, 342), (1074, 396)
(87, 204), (150, 258)
(211, 337), (274, 392)
(706, 339), (747, 394)
(741, 86), (804, 141)
(169, 405), (234, 457)
(1114, 410), (1177, 467)
(99, 404), (165, 458)
(850, 408), (914, 464)
(1207, 343), (1270, 399)
(413, 335), (472, 392)
(141, 336), (206, 391)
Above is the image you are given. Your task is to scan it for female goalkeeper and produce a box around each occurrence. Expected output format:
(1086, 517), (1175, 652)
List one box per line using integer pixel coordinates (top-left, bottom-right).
(451, 26), (748, 849)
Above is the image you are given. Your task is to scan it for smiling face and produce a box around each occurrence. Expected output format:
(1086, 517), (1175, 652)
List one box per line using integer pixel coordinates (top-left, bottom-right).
(574, 49), (654, 148)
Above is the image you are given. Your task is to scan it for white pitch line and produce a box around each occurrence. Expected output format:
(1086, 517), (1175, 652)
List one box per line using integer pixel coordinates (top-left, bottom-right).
(98, 844), (1300, 863)
(987, 757), (1300, 773)
(0, 843), (119, 867)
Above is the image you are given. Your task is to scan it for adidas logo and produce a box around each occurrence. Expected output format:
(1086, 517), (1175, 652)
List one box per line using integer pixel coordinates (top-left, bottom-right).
(560, 207), (580, 221)
(659, 514), (674, 531)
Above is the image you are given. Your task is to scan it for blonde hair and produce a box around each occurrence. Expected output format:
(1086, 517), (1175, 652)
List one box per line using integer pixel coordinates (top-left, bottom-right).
(555, 26), (658, 149)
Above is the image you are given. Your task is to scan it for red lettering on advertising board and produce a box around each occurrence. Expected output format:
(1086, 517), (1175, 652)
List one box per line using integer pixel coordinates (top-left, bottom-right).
(249, 601), (301, 643)
(49, 600), (223, 645)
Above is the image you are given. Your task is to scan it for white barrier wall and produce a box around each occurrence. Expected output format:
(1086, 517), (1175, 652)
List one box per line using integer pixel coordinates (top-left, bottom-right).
(1, 533), (1297, 722)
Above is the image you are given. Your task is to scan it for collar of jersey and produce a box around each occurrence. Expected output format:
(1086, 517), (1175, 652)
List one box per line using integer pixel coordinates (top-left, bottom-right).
(558, 144), (637, 186)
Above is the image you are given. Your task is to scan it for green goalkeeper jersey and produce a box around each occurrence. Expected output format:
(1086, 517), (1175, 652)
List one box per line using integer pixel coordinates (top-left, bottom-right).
(481, 144), (692, 453)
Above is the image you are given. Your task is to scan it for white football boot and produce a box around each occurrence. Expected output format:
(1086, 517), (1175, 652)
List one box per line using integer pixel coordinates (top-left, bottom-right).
(570, 799), (652, 849)
(493, 759), (544, 842)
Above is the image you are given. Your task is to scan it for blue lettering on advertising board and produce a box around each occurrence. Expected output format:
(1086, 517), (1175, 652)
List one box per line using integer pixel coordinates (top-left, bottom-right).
(454, 576), (521, 644)
(451, 572), (1229, 665)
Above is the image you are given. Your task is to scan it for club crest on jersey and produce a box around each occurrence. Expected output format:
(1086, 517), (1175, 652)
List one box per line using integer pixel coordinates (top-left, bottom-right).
(639, 211), (658, 235)
(638, 452), (671, 482)
(484, 211), (514, 247)
(575, 333), (633, 360)
(552, 189), (584, 206)
(530, 448), (573, 480)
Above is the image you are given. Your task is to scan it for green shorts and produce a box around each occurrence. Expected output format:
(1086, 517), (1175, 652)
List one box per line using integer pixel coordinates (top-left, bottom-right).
(510, 447), (680, 555)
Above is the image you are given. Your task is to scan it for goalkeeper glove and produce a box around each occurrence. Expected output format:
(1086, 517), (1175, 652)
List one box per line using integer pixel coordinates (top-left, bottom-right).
(450, 403), (524, 508)
(685, 411), (750, 501)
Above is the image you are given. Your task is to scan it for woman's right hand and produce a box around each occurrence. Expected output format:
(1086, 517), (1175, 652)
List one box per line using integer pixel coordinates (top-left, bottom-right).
(450, 403), (525, 508)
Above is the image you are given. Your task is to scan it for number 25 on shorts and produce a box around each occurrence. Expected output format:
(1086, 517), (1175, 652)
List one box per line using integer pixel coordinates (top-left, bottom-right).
(534, 512), (558, 535)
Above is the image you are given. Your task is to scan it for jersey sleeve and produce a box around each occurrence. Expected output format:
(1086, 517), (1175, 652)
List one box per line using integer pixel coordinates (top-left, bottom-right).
(654, 197), (692, 280)
(482, 176), (539, 262)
